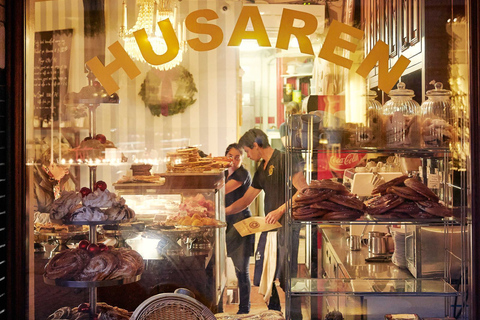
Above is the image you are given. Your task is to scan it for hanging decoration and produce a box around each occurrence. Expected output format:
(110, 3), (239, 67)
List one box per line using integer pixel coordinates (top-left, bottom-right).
(139, 65), (197, 117)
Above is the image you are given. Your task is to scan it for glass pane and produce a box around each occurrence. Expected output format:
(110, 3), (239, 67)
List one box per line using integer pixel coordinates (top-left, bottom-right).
(23, 1), (471, 319)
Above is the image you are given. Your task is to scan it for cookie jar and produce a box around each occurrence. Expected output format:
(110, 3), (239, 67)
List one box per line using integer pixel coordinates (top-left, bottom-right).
(382, 82), (421, 148)
(420, 82), (455, 147)
(363, 90), (384, 147)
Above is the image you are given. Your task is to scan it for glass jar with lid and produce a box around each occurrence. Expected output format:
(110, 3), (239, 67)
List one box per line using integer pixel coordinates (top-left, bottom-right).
(382, 82), (421, 148)
(420, 81), (455, 147)
(348, 90), (384, 147)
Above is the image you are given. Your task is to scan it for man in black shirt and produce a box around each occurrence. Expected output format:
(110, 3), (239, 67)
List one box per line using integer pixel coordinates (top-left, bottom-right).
(225, 129), (308, 317)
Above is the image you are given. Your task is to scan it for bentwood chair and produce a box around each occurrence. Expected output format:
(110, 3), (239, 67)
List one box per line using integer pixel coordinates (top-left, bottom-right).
(130, 291), (217, 320)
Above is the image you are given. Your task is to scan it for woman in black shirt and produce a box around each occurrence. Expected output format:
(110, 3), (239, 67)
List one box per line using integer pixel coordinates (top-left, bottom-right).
(224, 143), (254, 314)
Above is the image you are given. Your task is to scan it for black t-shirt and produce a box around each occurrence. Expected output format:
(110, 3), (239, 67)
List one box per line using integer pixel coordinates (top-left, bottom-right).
(225, 166), (253, 255)
(225, 165), (251, 216)
(251, 149), (302, 228)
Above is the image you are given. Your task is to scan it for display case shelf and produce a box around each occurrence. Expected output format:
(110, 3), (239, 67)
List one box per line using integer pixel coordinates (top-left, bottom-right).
(286, 146), (451, 155)
(290, 217), (459, 226)
(290, 278), (459, 296)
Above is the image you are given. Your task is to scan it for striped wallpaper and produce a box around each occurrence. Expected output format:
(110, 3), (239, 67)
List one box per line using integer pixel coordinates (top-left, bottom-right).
(31, 0), (241, 187)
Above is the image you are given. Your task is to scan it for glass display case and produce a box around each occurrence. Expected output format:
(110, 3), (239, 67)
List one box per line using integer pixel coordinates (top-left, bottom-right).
(283, 1), (471, 318)
(285, 122), (468, 320)
(32, 171), (226, 319)
(113, 172), (227, 312)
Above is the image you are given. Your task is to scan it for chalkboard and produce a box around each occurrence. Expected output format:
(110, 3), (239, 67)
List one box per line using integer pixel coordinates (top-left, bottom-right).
(33, 29), (73, 124)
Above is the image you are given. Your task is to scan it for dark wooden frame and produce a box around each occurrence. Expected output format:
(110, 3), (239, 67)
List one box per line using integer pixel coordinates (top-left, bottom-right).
(5, 0), (26, 319)
(469, 1), (480, 319)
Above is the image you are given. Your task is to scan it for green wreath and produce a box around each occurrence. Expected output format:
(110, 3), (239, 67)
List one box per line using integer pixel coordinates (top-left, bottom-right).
(139, 66), (197, 117)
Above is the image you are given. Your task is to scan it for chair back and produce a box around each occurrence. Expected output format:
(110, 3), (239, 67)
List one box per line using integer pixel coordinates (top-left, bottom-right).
(131, 292), (217, 320)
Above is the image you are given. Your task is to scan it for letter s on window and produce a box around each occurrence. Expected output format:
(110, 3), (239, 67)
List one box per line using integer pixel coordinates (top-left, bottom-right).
(86, 41), (141, 95)
(185, 9), (223, 51)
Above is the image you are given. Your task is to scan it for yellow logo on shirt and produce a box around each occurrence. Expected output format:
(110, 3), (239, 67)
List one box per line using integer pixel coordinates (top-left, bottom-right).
(268, 165), (274, 176)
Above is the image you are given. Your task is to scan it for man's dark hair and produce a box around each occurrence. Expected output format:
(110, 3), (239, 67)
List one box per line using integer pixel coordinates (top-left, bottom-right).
(238, 129), (270, 149)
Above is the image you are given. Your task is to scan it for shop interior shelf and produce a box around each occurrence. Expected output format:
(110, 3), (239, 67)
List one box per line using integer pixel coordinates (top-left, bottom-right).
(286, 146), (451, 155)
(289, 278), (459, 296)
(289, 217), (460, 226)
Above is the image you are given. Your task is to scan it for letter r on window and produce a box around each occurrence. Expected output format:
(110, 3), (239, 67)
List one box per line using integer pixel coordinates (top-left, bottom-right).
(86, 41), (141, 95)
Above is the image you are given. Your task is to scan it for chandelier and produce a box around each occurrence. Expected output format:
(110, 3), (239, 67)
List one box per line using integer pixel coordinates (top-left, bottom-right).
(120, 0), (186, 70)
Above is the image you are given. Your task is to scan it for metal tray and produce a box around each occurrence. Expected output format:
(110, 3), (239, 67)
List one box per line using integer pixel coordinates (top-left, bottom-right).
(43, 274), (141, 288)
(51, 219), (130, 226)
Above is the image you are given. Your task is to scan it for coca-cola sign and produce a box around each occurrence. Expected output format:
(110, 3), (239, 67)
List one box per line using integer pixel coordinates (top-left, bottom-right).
(328, 153), (364, 171)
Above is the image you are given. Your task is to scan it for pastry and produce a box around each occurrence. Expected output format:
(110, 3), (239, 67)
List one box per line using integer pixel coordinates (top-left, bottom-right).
(293, 209), (328, 220)
(404, 178), (440, 202)
(365, 194), (404, 215)
(44, 248), (90, 280)
(295, 188), (335, 204)
(50, 191), (82, 221)
(69, 135), (116, 162)
(387, 201), (422, 215)
(329, 194), (365, 211)
(109, 250), (140, 279)
(71, 206), (106, 221)
(76, 251), (119, 281)
(293, 206), (324, 217)
(50, 185), (134, 222)
(422, 118), (455, 146)
(130, 163), (152, 176)
(293, 179), (365, 221)
(386, 186), (427, 201)
(416, 200), (452, 217)
(48, 303), (133, 320)
(310, 200), (347, 212)
(371, 175), (408, 195)
(104, 205), (135, 221)
(83, 189), (123, 208)
(321, 210), (363, 220)
(46, 306), (72, 319)
(308, 179), (350, 194)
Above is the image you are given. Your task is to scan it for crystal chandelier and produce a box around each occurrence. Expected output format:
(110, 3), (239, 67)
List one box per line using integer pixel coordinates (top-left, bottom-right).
(120, 0), (186, 70)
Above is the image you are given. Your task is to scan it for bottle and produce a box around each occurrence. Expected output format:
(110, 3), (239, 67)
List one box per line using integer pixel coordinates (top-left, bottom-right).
(382, 82), (421, 148)
(420, 81), (454, 148)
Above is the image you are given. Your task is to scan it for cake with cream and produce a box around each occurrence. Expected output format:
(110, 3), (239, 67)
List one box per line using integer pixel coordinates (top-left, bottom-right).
(50, 181), (135, 222)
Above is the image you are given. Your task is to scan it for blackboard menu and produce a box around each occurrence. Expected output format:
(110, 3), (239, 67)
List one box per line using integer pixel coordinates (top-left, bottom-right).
(34, 29), (73, 123)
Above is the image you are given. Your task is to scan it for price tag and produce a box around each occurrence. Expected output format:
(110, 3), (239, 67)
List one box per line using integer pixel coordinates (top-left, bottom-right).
(427, 173), (440, 189)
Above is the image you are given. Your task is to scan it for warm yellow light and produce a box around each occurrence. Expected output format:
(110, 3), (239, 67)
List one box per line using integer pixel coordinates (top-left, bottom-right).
(120, 0), (186, 70)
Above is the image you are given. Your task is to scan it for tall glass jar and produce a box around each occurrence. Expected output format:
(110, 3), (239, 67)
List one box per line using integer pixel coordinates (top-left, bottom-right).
(382, 82), (421, 148)
(351, 90), (384, 147)
(420, 82), (455, 147)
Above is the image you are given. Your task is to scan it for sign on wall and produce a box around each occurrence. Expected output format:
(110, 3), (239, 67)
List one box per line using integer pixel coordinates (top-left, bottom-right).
(33, 28), (73, 124)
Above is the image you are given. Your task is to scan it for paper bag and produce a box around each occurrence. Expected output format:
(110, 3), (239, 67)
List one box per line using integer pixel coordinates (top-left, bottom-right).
(234, 217), (282, 237)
